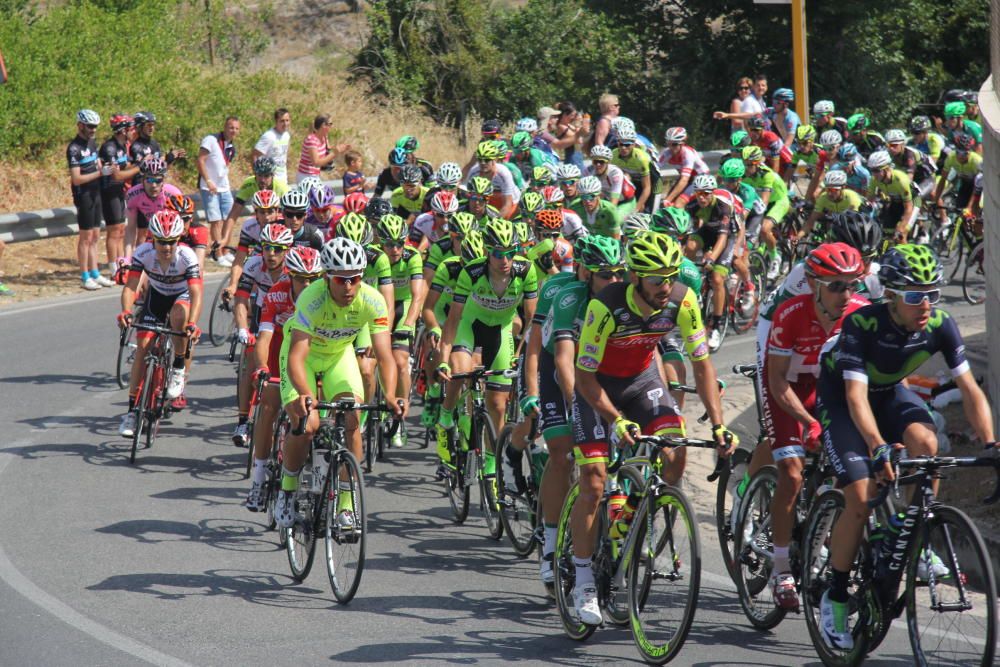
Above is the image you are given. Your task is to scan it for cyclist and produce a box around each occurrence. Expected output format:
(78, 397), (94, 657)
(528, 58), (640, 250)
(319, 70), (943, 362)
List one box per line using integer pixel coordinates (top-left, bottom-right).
(541, 185), (587, 241)
(741, 145), (788, 281)
(844, 113), (885, 159)
(611, 125), (654, 212)
(510, 131), (557, 182)
(124, 158), (182, 258)
(886, 128), (937, 200)
(766, 88), (801, 146)
(528, 165), (557, 193)
(747, 115), (793, 174)
(816, 245), (996, 650)
(374, 147), (408, 198)
(570, 231), (735, 625)
(784, 125), (829, 200)
(526, 209), (574, 279)
(907, 115), (944, 162)
(276, 237), (405, 530)
(410, 191), (458, 251)
(391, 165), (429, 224)
(245, 246), (323, 512)
(306, 185), (342, 237)
(812, 100), (848, 138)
(942, 101), (983, 150)
(718, 157), (765, 290)
(729, 129), (752, 161)
(396, 134), (435, 183)
(568, 176), (622, 239)
(434, 219), (538, 477)
(798, 170), (863, 242)
(462, 176), (502, 225)
(587, 145), (633, 214)
(866, 149), (915, 243)
(231, 223), (293, 446)
(222, 189), (281, 301)
(219, 157), (290, 267)
(116, 211), (203, 436)
(930, 132), (982, 227)
(424, 210), (478, 283)
(763, 243), (870, 611)
(422, 162), (463, 213)
(832, 143), (871, 196)
(467, 141), (521, 219)
(658, 127), (710, 206)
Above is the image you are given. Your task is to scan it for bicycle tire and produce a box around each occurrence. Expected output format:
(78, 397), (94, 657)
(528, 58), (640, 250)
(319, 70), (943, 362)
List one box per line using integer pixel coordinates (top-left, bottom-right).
(714, 448), (751, 581)
(604, 465), (645, 627)
(326, 450), (367, 604)
(703, 280), (730, 352)
(496, 423), (537, 557)
(445, 430), (471, 524)
(362, 408), (376, 473)
(115, 325), (136, 390)
(733, 465), (787, 630)
(476, 415), (504, 540)
(208, 280), (230, 347)
(627, 484), (701, 665)
(286, 482), (319, 582)
(264, 413), (288, 533)
(730, 272), (762, 334)
(961, 241), (986, 305)
(144, 364), (166, 451)
(553, 482), (598, 641)
(130, 359), (155, 464)
(905, 504), (996, 667)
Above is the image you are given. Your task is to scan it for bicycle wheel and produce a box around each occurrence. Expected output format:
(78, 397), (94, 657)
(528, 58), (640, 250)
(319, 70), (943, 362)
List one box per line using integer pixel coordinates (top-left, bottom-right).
(208, 280), (230, 347)
(286, 484), (318, 582)
(962, 241), (986, 306)
(714, 448), (751, 581)
(734, 466), (787, 630)
(704, 280), (730, 352)
(604, 465), (645, 627)
(144, 364), (166, 451)
(444, 430), (471, 524)
(476, 416), (504, 540)
(497, 424), (537, 557)
(265, 413), (289, 532)
(933, 222), (962, 276)
(730, 272), (762, 334)
(326, 450), (367, 604)
(115, 326), (136, 390)
(627, 485), (700, 665)
(552, 481), (598, 641)
(130, 359), (156, 464)
(362, 408), (377, 473)
(906, 505), (996, 667)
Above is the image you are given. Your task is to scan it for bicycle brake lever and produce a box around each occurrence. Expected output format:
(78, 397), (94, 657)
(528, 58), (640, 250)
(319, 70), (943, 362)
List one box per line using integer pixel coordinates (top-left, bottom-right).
(706, 455), (727, 483)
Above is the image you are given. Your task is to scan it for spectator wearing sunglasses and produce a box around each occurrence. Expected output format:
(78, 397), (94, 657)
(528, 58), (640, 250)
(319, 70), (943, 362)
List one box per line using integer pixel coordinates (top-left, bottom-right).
(714, 76), (766, 132)
(68, 110), (110, 290)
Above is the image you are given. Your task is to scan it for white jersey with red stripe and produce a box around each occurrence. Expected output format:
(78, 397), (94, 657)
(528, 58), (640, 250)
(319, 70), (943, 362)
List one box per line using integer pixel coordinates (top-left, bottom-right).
(235, 254), (283, 308)
(560, 208), (587, 241)
(657, 145), (710, 178)
(129, 242), (201, 295)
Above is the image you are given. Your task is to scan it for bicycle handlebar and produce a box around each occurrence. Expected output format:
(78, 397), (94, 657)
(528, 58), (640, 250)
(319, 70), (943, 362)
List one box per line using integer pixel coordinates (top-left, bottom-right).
(130, 323), (188, 337)
(449, 367), (519, 381)
(292, 397), (403, 437)
(608, 433), (716, 475)
(867, 450), (1000, 509)
(733, 363), (757, 379)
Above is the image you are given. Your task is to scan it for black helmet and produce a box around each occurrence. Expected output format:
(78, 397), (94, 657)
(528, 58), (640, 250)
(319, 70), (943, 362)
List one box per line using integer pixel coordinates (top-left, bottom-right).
(747, 115), (766, 131)
(363, 197), (393, 223)
(908, 115), (932, 133)
(481, 119), (502, 135)
(133, 111), (156, 126)
(400, 164), (423, 184)
(829, 210), (883, 257)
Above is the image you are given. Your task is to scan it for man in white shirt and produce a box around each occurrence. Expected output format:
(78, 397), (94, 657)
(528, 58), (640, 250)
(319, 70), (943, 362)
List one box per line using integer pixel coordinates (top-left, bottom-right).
(252, 108), (291, 186)
(198, 116), (240, 264)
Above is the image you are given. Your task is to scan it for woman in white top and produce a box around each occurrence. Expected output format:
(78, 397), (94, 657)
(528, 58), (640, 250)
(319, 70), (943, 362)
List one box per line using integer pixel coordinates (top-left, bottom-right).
(714, 75), (766, 131)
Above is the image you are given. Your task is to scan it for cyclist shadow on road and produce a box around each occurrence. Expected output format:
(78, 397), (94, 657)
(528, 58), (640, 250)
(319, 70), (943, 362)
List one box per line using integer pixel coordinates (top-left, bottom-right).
(0, 372), (119, 393)
(96, 516), (277, 554)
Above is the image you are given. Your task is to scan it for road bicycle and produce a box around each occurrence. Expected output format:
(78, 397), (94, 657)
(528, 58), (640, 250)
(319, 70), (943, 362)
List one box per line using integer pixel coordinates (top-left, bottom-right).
(243, 371), (269, 478)
(362, 377), (393, 473)
(496, 415), (546, 558)
(800, 450), (1000, 666)
(207, 279), (235, 347)
(126, 322), (187, 464)
(699, 259), (764, 353)
(115, 302), (144, 390)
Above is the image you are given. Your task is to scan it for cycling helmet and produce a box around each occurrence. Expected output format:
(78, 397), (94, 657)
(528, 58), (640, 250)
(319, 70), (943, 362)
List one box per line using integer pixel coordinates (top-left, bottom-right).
(747, 115), (766, 131)
(884, 128), (907, 144)
(133, 111), (155, 126)
(482, 218), (518, 248)
(435, 161), (463, 186)
(336, 212), (374, 245)
(846, 113), (869, 132)
(943, 101), (966, 118)
(813, 100), (835, 115)
(577, 175), (602, 196)
(110, 113), (133, 132)
(867, 150), (892, 170)
(515, 117), (538, 133)
(520, 191), (545, 215)
(148, 210), (184, 240)
(466, 176), (494, 197)
(76, 109), (100, 125)
(590, 144), (613, 161)
(396, 135), (419, 153)
(461, 230), (486, 262)
(320, 237), (367, 273)
(741, 145), (764, 164)
(819, 129), (843, 150)
(556, 163), (582, 181)
(960, 90), (979, 104)
(730, 130), (751, 150)
(250, 189), (279, 211)
(388, 147), (408, 166)
(475, 140), (503, 161)
(611, 116), (635, 133)
(532, 165), (555, 185)
(805, 242), (863, 278)
(481, 119), (502, 136)
(541, 185), (564, 205)
(693, 174), (717, 191)
(909, 116), (932, 133)
(140, 157), (168, 177)
(626, 231), (682, 275)
(795, 125), (817, 143)
(430, 190), (459, 215)
(577, 234), (624, 270)
(285, 247), (323, 276)
(773, 88), (795, 103)
(375, 213), (408, 242)
(823, 169), (848, 188)
(718, 158), (746, 180)
(535, 209), (563, 232)
(400, 164), (423, 184)
(451, 211), (478, 236)
(343, 191), (369, 213)
(364, 197), (393, 222)
(281, 189), (309, 213)
(664, 126), (687, 143)
(296, 176), (323, 194)
(837, 143), (859, 161)
(879, 244), (942, 288)
(622, 212), (652, 238)
(260, 223), (294, 247)
(252, 156), (276, 176)
(953, 132), (975, 151)
(514, 221), (535, 246)
(165, 194), (196, 221)
(309, 185), (336, 210)
(829, 210), (883, 257)
(615, 125), (637, 144)
(493, 138), (510, 155)
(511, 131), (533, 153)
(651, 206), (694, 238)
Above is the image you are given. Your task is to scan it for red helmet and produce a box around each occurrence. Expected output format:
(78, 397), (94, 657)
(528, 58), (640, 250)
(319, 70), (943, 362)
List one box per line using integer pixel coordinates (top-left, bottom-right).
(541, 185), (564, 206)
(260, 223), (294, 247)
(343, 191), (369, 213)
(110, 114), (134, 131)
(252, 189), (280, 211)
(285, 247), (322, 276)
(430, 190), (458, 215)
(165, 194), (196, 221)
(148, 210), (185, 240)
(806, 242), (863, 278)
(535, 209), (563, 231)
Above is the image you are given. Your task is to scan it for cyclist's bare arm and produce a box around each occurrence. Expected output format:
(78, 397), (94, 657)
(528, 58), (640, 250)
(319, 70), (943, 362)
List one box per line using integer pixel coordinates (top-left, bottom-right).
(954, 371), (995, 444)
(768, 354), (814, 425)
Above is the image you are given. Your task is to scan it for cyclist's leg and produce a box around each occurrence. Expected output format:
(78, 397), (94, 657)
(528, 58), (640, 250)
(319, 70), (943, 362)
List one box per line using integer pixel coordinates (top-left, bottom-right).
(568, 389), (609, 565)
(538, 350), (573, 559)
(622, 365), (686, 485)
(481, 321), (515, 440)
(391, 299), (412, 403)
(321, 353), (365, 463)
(886, 384), (938, 499)
(354, 324), (374, 402)
(767, 381), (813, 577)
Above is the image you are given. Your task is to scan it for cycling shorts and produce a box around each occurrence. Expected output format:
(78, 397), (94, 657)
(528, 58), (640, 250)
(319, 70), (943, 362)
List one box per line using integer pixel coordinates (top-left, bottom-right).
(817, 381), (934, 487)
(537, 348), (570, 439)
(571, 365), (685, 466)
(279, 347), (363, 407)
(692, 226), (735, 272)
(391, 299), (413, 352)
(761, 362), (816, 461)
(101, 191), (126, 225)
(74, 190), (103, 231)
(453, 319), (515, 391)
(745, 213), (764, 245)
(136, 286), (189, 340)
(765, 197), (789, 224)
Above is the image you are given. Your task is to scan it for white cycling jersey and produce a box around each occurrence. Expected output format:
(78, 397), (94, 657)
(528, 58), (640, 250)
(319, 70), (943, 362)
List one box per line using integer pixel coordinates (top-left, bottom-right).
(236, 254), (282, 308)
(560, 209), (587, 241)
(129, 242), (201, 296)
(467, 162), (522, 204)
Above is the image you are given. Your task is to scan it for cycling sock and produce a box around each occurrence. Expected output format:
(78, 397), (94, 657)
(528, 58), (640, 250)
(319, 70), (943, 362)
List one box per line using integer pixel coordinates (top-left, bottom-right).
(483, 451), (496, 476)
(81, 271), (90, 282)
(128, 395), (136, 410)
(572, 557), (594, 586)
(829, 568), (850, 603)
(280, 467), (300, 492)
(543, 524), (558, 557)
(252, 459), (267, 485)
(735, 471), (751, 497)
(238, 414), (248, 425)
(772, 546), (790, 574)
(172, 355), (186, 369)
(439, 409), (454, 429)
(88, 269), (100, 280)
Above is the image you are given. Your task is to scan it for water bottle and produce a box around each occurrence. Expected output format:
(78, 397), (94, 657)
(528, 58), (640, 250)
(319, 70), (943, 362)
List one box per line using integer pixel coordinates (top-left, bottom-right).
(299, 463), (313, 497)
(609, 490), (641, 540)
(311, 450), (326, 493)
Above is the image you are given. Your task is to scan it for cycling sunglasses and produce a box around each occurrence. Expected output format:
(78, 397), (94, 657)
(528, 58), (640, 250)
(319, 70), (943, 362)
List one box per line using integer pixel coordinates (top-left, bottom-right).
(561, 179), (578, 187)
(326, 272), (363, 285)
(591, 159), (608, 166)
(594, 268), (625, 280)
(815, 277), (861, 293)
(261, 243), (288, 253)
(535, 229), (560, 239)
(290, 272), (323, 282)
(283, 210), (307, 219)
(889, 288), (941, 306)
(382, 240), (405, 249)
(467, 195), (486, 203)
(154, 238), (178, 246)
(490, 247), (518, 259)
(145, 177), (164, 185)
(639, 272), (675, 286)
(618, 142), (635, 148)
(580, 194), (598, 202)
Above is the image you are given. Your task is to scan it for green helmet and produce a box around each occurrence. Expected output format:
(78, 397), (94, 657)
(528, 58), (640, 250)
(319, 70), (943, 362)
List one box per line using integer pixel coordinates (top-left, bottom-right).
(461, 230), (486, 262)
(375, 213), (408, 242)
(532, 165), (554, 185)
(520, 191), (545, 215)
(511, 131), (533, 152)
(626, 231), (682, 274)
(622, 212), (652, 238)
(846, 113), (869, 131)
(396, 134), (419, 152)
(730, 130), (751, 150)
(466, 176), (494, 196)
(475, 140), (503, 161)
(795, 124), (817, 143)
(651, 206), (694, 238)
(336, 212), (373, 245)
(514, 221), (535, 246)
(451, 211), (478, 236)
(493, 139), (510, 156)
(944, 101), (966, 118)
(576, 234), (624, 270)
(482, 218), (518, 248)
(878, 244), (942, 288)
(718, 158), (746, 180)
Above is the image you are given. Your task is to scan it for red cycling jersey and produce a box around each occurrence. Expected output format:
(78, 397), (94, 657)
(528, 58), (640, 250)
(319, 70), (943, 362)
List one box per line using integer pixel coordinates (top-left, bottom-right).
(257, 276), (297, 374)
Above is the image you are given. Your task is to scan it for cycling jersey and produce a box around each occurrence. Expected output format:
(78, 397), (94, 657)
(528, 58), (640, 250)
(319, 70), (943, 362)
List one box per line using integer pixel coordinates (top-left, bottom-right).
(766, 108), (802, 144)
(526, 237), (574, 279)
(512, 149), (557, 181)
(374, 167), (401, 197)
(589, 163), (635, 202)
(67, 136), (101, 196)
(788, 146), (829, 172)
(388, 247), (423, 302)
(235, 254), (283, 309)
(560, 208), (587, 241)
(98, 136), (130, 194)
(286, 279), (390, 359)
(126, 183), (183, 228)
(868, 169), (913, 204)
(429, 255), (465, 325)
(568, 199), (622, 237)
(576, 282), (709, 377)
(409, 212), (447, 247)
(813, 188), (864, 216)
(850, 132), (886, 159)
(129, 136), (163, 168)
(390, 185), (429, 218)
(535, 272), (580, 355)
(466, 162), (522, 204)
(768, 293), (870, 383)
(361, 244), (393, 287)
(656, 145), (710, 178)
(453, 256), (538, 326)
(940, 151), (983, 183)
(232, 176), (289, 205)
(832, 162), (872, 195)
(753, 130), (793, 166)
(730, 182), (765, 215)
(908, 133), (945, 161)
(258, 276), (298, 372)
(127, 241), (202, 296)
(685, 189), (738, 234)
(612, 146), (651, 183)
(744, 165), (789, 220)
(424, 235), (456, 273)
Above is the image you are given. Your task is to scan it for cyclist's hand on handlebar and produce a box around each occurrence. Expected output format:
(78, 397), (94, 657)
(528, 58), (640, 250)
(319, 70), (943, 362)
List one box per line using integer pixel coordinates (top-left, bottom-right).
(870, 443), (897, 484)
(436, 363), (452, 382)
(611, 416), (640, 449)
(221, 287), (232, 303)
(186, 322), (201, 343)
(387, 398), (407, 420)
(803, 420), (823, 453)
(427, 327), (441, 346)
(237, 328), (255, 346)
(712, 424), (739, 457)
(116, 311), (133, 329)
(287, 394), (312, 420)
(520, 394), (541, 417)
(254, 366), (270, 383)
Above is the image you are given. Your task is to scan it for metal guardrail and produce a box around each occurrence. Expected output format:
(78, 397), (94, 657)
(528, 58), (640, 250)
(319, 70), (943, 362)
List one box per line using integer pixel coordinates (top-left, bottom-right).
(0, 150), (728, 244)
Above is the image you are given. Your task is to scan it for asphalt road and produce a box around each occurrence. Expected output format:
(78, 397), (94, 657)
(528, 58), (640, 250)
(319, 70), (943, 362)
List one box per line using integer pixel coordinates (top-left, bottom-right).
(0, 279), (991, 666)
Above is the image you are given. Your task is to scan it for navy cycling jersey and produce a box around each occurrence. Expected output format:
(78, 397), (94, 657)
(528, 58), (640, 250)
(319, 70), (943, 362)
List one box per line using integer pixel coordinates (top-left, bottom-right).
(66, 136), (100, 195)
(292, 222), (325, 251)
(129, 136), (163, 167)
(820, 302), (969, 395)
(99, 136), (130, 193)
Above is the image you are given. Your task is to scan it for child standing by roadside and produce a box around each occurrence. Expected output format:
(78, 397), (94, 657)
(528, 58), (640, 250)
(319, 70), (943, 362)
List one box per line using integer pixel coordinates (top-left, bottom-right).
(342, 150), (367, 195)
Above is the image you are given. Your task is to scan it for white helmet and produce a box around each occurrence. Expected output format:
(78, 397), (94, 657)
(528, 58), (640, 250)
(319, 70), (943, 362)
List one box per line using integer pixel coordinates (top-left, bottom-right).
(819, 130), (843, 149)
(76, 109), (101, 125)
(281, 189), (310, 212)
(429, 190), (459, 214)
(590, 145), (613, 161)
(884, 129), (907, 144)
(577, 175), (602, 195)
(813, 100), (835, 115)
(622, 212), (651, 237)
(611, 116), (635, 134)
(615, 124), (637, 144)
(556, 163), (582, 181)
(515, 117), (538, 133)
(664, 126), (687, 143)
(867, 150), (892, 170)
(260, 223), (295, 247)
(823, 169), (848, 187)
(148, 210), (185, 240)
(296, 176), (323, 195)
(284, 247), (323, 275)
(320, 237), (367, 272)
(693, 174), (717, 191)
(435, 161), (463, 186)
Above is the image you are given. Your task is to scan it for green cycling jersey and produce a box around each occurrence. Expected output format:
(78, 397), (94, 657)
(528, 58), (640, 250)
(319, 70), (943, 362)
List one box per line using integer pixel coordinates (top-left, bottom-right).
(453, 256), (538, 326)
(568, 198), (622, 237)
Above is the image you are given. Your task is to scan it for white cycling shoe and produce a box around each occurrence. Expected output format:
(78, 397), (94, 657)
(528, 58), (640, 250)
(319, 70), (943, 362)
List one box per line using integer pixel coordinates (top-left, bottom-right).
(275, 490), (297, 529)
(573, 583), (602, 626)
(245, 482), (265, 512)
(917, 549), (950, 580)
(539, 553), (554, 585)
(165, 368), (186, 399)
(119, 412), (137, 438)
(820, 590), (854, 651)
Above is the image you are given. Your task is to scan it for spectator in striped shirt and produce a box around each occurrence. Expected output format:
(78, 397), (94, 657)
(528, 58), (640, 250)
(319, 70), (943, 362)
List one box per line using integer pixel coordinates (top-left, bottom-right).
(295, 114), (351, 184)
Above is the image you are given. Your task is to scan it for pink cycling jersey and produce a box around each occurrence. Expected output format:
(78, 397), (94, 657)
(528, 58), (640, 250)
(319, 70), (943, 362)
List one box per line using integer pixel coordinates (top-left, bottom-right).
(126, 183), (183, 227)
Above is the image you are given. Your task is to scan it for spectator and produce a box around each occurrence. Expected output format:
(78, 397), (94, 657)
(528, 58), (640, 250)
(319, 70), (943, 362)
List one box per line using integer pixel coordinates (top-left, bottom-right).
(296, 114), (351, 184)
(714, 74), (769, 130)
(98, 113), (133, 275)
(252, 108), (292, 187)
(67, 109), (112, 290)
(126, 111), (186, 182)
(592, 93), (620, 147)
(0, 239), (11, 296)
(342, 150), (366, 195)
(551, 101), (590, 171)
(537, 106), (560, 148)
(198, 116), (240, 265)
